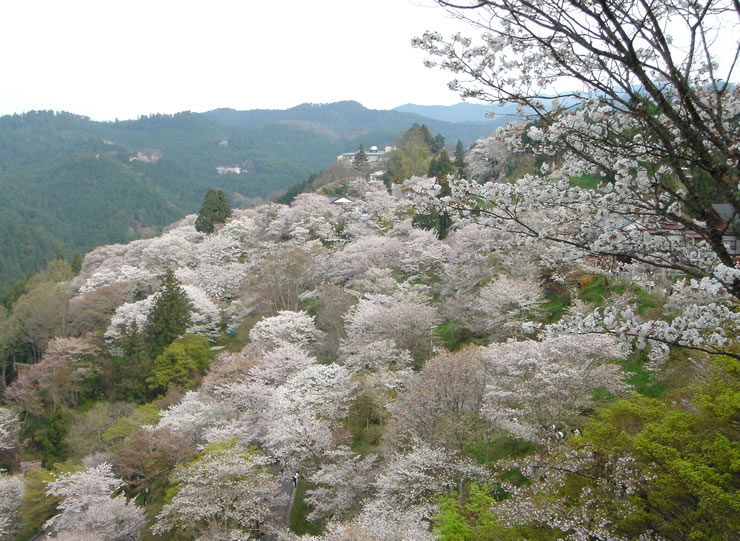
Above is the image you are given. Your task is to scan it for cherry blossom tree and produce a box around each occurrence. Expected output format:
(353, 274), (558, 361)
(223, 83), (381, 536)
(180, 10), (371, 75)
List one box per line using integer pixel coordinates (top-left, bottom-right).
(4, 338), (100, 414)
(44, 462), (145, 540)
(104, 296), (156, 347)
(411, 0), (740, 360)
(346, 267), (401, 296)
(491, 443), (653, 541)
(477, 275), (546, 335)
(465, 135), (514, 182)
(372, 440), (490, 520)
(341, 338), (414, 375)
(305, 448), (378, 521)
(151, 391), (229, 446)
(218, 212), (259, 251)
(385, 346), (490, 453)
(116, 427), (196, 492)
(323, 235), (403, 284)
(397, 226), (452, 281)
(152, 439), (283, 540)
(315, 499), (435, 541)
(265, 193), (343, 243)
(438, 223), (499, 294)
(176, 262), (247, 301)
(481, 335), (628, 441)
(343, 293), (440, 362)
(249, 310), (323, 349)
(105, 283), (220, 348)
(248, 342), (317, 386)
(0, 407), (20, 452)
(240, 247), (317, 313)
(263, 364), (355, 466)
(0, 474), (23, 540)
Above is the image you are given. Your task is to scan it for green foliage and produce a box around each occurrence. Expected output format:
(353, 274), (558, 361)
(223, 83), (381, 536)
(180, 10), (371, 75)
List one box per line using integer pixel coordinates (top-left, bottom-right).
(569, 173), (603, 189)
(277, 171), (321, 205)
(454, 139), (465, 177)
(577, 274), (608, 305)
(435, 321), (476, 351)
(347, 393), (384, 455)
(113, 320), (153, 402)
(433, 484), (501, 541)
(102, 404), (161, 453)
(352, 144), (368, 170)
(145, 270), (192, 356)
(0, 217), (61, 298)
(24, 410), (68, 467)
(385, 125), (433, 182)
(18, 461), (81, 540)
(69, 252), (83, 274)
(147, 334), (211, 393)
(428, 149), (456, 179)
(195, 188), (231, 234)
(466, 432), (538, 466)
(583, 356), (740, 539)
(64, 401), (136, 460)
(541, 291), (571, 323)
(618, 350), (669, 398)
(635, 287), (666, 318)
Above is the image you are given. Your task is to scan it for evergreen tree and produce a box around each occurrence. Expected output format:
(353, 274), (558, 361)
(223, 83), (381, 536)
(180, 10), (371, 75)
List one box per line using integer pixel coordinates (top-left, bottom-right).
(145, 270), (192, 356)
(113, 320), (152, 402)
(70, 252), (83, 275)
(428, 149), (456, 179)
(431, 133), (446, 154)
(195, 189), (231, 234)
(419, 124), (435, 147)
(454, 139), (465, 177)
(352, 144), (368, 170)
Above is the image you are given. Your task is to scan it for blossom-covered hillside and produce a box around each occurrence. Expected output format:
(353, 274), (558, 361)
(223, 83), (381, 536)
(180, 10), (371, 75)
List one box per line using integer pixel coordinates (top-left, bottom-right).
(1, 148), (735, 539)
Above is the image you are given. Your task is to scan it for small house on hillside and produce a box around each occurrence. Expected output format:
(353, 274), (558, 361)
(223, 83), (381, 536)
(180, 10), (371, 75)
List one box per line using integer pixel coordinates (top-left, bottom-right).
(710, 203), (740, 259)
(337, 145), (395, 163)
(331, 196), (355, 205)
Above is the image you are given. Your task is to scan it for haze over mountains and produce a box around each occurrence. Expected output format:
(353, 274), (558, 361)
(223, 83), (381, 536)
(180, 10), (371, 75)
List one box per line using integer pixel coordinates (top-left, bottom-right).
(0, 101), (502, 296)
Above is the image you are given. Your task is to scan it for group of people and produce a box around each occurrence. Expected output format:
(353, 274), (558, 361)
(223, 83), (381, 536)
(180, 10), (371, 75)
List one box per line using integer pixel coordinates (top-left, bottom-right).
(552, 425), (581, 441)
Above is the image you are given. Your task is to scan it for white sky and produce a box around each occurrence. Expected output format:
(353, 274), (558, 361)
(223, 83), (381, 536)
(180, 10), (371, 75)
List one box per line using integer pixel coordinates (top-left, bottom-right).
(0, 0), (472, 121)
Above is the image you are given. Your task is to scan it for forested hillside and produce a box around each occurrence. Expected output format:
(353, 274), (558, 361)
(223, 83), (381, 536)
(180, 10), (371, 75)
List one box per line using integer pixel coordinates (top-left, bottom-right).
(0, 97), (736, 538)
(0, 104), (493, 296)
(0, 1), (737, 538)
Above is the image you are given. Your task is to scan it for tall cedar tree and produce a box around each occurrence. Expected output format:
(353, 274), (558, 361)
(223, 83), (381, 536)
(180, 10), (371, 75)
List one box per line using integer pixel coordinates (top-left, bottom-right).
(145, 270), (192, 356)
(352, 144), (368, 170)
(454, 140), (465, 177)
(113, 320), (152, 402)
(415, 149), (455, 239)
(195, 188), (231, 234)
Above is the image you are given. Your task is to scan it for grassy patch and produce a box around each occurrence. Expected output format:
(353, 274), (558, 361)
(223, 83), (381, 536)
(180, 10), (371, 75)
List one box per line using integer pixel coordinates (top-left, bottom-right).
(619, 350), (668, 398)
(506, 156), (537, 180)
(467, 432), (537, 465)
(435, 321), (475, 351)
(577, 274), (608, 305)
(290, 479), (324, 535)
(570, 173), (603, 189)
(350, 425), (383, 456)
(542, 291), (571, 323)
(635, 288), (667, 319)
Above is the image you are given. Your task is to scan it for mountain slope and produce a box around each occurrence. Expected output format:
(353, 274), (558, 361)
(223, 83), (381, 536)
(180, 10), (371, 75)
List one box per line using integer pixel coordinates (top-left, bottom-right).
(0, 102), (498, 294)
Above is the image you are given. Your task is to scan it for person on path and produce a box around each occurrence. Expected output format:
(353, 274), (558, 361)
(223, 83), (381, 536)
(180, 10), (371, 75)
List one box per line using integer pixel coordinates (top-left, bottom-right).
(292, 470), (299, 488)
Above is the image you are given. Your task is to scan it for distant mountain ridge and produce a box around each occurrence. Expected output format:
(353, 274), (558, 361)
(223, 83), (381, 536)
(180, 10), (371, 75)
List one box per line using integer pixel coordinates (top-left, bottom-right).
(0, 101), (500, 295)
(393, 101), (562, 125)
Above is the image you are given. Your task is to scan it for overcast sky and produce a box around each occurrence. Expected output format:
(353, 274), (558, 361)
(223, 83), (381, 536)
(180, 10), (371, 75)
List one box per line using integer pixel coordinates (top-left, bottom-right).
(1, 0), (474, 121)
